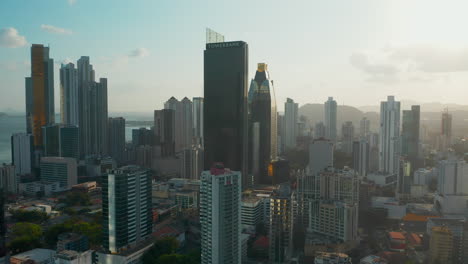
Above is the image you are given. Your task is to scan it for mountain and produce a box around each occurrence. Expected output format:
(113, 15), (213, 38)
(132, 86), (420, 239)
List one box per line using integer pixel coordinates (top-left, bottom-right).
(358, 100), (468, 113)
(298, 104), (380, 132)
(299, 103), (468, 137)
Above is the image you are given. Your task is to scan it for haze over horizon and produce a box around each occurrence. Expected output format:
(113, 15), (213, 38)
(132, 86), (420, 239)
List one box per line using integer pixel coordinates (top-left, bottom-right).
(2, 0), (468, 112)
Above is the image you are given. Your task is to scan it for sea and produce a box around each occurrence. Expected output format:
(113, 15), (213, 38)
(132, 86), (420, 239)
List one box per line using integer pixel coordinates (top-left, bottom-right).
(0, 113), (150, 164)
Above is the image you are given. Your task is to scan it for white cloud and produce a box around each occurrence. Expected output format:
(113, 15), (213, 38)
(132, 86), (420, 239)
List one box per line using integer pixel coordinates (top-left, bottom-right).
(350, 44), (468, 84)
(0, 60), (29, 71)
(40, 24), (73, 35)
(68, 0), (76, 5)
(0, 27), (27, 48)
(350, 52), (399, 83)
(389, 45), (468, 73)
(128, 48), (150, 58)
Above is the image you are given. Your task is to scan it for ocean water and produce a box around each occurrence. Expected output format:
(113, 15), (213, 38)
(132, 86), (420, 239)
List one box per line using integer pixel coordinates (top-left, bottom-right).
(0, 114), (149, 164)
(0, 115), (26, 164)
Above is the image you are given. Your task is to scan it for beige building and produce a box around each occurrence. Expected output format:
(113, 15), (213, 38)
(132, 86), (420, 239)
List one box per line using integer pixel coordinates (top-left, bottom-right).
(430, 226), (453, 264)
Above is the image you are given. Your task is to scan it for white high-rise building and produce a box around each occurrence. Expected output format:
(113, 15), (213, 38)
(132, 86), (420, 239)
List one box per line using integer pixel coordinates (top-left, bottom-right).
(435, 159), (468, 216)
(181, 97), (193, 149)
(11, 133), (33, 176)
(379, 96), (400, 174)
(314, 122), (326, 139)
(60, 63), (79, 126)
(181, 146), (204, 180)
(284, 98), (298, 149)
(164, 97), (193, 152)
(307, 169), (359, 243)
(352, 139), (369, 178)
(359, 117), (370, 138)
(341, 121), (355, 154)
(324, 97), (337, 142)
(193, 97), (204, 146)
(40, 157), (77, 190)
(200, 164), (241, 264)
(308, 139), (334, 176)
(438, 159), (468, 195)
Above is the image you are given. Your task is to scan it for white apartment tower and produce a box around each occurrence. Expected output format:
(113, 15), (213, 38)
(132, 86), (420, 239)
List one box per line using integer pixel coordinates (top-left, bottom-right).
(359, 117), (370, 138)
(60, 63), (79, 126)
(164, 97), (193, 151)
(200, 164), (242, 264)
(379, 96), (401, 174)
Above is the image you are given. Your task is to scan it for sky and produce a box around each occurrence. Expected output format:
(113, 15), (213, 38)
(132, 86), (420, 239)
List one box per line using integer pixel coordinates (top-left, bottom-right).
(1, 0), (468, 113)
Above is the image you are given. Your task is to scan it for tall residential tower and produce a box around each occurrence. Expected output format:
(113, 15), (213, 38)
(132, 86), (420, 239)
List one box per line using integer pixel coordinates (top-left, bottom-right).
(324, 97), (337, 142)
(26, 44), (55, 148)
(379, 96), (400, 174)
(200, 164), (241, 264)
(284, 98), (298, 149)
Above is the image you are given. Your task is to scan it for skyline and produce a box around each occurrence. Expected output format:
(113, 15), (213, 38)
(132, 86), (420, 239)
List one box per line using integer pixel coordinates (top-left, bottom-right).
(2, 0), (468, 113)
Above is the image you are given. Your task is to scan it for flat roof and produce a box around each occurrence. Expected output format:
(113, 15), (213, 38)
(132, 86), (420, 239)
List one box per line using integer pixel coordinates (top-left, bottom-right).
(388, 232), (405, 240)
(403, 213), (439, 222)
(12, 248), (55, 261)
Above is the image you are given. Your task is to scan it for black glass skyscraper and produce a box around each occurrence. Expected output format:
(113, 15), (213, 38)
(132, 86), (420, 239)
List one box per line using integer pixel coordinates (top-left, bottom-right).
(248, 63), (277, 185)
(204, 41), (248, 187)
(402, 105), (420, 169)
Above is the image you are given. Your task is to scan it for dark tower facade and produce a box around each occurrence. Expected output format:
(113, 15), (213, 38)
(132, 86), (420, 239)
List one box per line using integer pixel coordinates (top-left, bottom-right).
(402, 105), (420, 170)
(248, 63), (277, 185)
(204, 41), (249, 187)
(154, 109), (176, 157)
(0, 188), (5, 259)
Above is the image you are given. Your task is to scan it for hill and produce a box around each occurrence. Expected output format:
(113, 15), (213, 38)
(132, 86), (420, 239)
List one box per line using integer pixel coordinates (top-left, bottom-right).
(298, 104), (379, 132)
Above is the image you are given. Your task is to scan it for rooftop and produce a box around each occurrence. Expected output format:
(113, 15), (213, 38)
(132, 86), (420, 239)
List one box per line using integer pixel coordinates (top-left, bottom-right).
(11, 248), (55, 262)
(388, 232), (405, 240)
(402, 213), (439, 222)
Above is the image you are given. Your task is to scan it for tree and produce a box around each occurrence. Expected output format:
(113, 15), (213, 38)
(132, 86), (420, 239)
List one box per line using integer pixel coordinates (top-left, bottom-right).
(44, 219), (102, 247)
(12, 222), (42, 238)
(60, 192), (92, 206)
(8, 222), (43, 254)
(10, 209), (49, 223)
(142, 237), (179, 264)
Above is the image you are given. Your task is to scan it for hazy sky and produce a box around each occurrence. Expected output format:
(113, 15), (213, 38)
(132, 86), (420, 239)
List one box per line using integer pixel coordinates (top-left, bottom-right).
(1, 0), (468, 113)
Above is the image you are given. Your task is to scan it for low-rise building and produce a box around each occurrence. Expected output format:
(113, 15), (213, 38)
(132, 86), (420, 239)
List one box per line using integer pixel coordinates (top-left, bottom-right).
(25, 204), (52, 214)
(430, 226), (453, 264)
(314, 252), (352, 264)
(360, 255), (388, 264)
(57, 233), (89, 252)
(54, 250), (93, 264)
(96, 239), (153, 264)
(19, 181), (64, 196)
(241, 196), (263, 233)
(366, 172), (397, 187)
(10, 248), (55, 264)
(388, 232), (406, 252)
(71, 182), (97, 193)
(370, 197), (406, 219)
